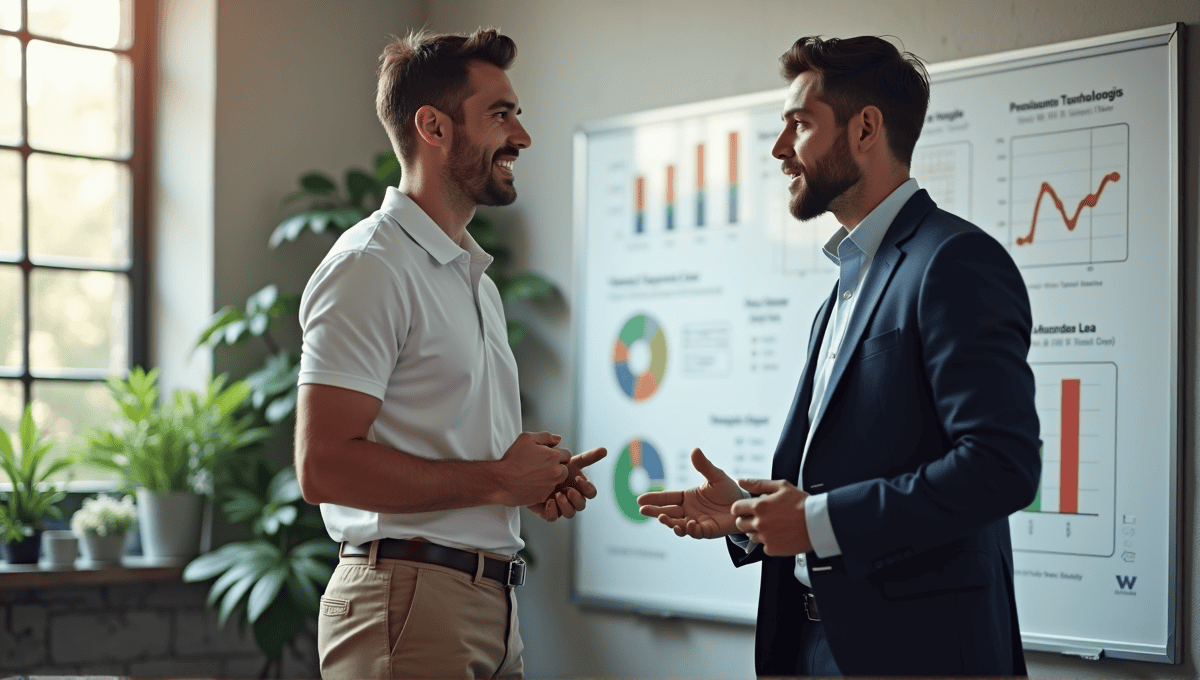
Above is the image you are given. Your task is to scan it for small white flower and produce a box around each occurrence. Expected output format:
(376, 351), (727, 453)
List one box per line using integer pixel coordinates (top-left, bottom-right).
(71, 495), (138, 537)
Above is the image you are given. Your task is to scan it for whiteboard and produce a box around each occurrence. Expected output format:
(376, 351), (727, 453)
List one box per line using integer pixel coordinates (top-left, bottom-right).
(570, 24), (1181, 663)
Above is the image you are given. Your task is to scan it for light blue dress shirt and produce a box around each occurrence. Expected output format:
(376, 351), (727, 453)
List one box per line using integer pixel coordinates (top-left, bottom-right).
(736, 178), (921, 587)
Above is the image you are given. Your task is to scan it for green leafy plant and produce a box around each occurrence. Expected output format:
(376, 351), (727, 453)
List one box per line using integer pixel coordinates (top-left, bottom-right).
(82, 367), (272, 494)
(0, 404), (70, 544)
(183, 463), (337, 675)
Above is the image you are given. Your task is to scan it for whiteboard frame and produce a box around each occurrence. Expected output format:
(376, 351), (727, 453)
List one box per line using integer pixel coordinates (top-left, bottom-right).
(568, 23), (1183, 662)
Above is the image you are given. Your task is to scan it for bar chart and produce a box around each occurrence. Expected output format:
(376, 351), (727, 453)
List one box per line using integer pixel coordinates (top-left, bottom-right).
(1011, 361), (1117, 557)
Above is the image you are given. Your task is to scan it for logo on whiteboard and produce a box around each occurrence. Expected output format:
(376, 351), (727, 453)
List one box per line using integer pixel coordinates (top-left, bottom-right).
(1114, 575), (1137, 595)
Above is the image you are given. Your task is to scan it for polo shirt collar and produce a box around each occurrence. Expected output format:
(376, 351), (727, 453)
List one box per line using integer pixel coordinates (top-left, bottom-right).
(380, 186), (480, 266)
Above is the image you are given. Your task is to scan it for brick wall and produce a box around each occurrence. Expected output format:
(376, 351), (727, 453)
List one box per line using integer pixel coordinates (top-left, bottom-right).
(0, 581), (318, 677)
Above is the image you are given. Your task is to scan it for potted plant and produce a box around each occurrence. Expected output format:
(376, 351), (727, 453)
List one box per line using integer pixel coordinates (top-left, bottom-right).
(71, 494), (138, 567)
(0, 405), (70, 564)
(183, 462), (337, 675)
(82, 367), (272, 563)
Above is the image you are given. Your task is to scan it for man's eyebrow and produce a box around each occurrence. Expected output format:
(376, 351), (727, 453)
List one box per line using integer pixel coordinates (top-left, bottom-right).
(489, 99), (520, 113)
(780, 105), (814, 121)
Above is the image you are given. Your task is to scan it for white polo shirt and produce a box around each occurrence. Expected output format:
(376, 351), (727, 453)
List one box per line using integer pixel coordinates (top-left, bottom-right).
(297, 187), (524, 555)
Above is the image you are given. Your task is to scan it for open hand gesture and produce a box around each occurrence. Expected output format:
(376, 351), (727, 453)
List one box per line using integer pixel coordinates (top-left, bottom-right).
(637, 448), (742, 538)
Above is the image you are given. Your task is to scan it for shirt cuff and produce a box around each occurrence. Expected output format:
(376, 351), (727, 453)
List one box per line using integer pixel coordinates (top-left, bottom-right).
(805, 492), (842, 558)
(729, 486), (756, 553)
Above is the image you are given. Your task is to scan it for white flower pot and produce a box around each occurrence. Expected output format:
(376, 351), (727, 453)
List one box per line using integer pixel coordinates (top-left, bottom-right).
(79, 532), (126, 567)
(136, 489), (203, 564)
(40, 530), (78, 568)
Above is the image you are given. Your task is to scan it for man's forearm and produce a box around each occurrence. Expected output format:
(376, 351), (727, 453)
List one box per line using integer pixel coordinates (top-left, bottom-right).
(298, 436), (503, 514)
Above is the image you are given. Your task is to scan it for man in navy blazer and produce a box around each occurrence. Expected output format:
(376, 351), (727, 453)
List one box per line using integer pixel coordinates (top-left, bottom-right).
(639, 36), (1041, 676)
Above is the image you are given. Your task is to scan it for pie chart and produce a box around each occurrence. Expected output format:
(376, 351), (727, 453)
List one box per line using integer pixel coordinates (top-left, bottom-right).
(613, 438), (666, 523)
(613, 313), (667, 401)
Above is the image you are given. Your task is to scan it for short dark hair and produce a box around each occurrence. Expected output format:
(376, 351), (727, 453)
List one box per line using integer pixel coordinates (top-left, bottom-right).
(376, 28), (517, 160)
(780, 36), (930, 167)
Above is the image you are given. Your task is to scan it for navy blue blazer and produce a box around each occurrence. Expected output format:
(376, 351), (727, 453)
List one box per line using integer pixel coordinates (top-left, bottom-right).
(729, 190), (1041, 676)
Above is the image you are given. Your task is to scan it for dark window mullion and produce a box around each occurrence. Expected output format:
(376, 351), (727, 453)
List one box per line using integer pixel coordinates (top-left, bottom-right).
(18, 0), (29, 405)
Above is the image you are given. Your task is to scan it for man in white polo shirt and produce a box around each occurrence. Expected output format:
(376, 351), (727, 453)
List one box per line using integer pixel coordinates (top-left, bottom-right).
(295, 29), (605, 680)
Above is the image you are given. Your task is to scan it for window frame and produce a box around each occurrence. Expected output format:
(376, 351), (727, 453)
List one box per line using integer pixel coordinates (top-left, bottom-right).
(0, 0), (155, 490)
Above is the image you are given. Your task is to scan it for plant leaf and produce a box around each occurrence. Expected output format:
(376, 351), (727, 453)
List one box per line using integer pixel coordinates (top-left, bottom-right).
(264, 391), (297, 425)
(299, 172), (336, 195)
(251, 599), (304, 662)
(266, 467), (302, 505)
(285, 567), (321, 615)
(196, 306), (245, 348)
(246, 564), (289, 624)
(346, 169), (377, 208)
(183, 543), (245, 582)
(292, 537), (340, 560)
(501, 272), (555, 305)
(269, 213), (309, 248)
(507, 319), (527, 347)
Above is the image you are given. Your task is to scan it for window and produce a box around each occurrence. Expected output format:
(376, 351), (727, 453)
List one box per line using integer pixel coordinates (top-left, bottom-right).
(0, 0), (153, 487)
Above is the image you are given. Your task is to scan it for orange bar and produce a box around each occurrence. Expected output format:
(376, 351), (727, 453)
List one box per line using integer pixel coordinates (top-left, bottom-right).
(635, 176), (645, 211)
(728, 131), (739, 185)
(696, 144), (705, 188)
(666, 165), (675, 203)
(1060, 379), (1080, 514)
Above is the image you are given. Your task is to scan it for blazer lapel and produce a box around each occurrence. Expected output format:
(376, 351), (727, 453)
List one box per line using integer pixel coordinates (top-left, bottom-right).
(771, 281), (837, 483)
(808, 191), (935, 435)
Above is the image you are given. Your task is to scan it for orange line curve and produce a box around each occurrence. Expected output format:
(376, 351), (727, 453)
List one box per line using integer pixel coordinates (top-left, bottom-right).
(1016, 171), (1121, 246)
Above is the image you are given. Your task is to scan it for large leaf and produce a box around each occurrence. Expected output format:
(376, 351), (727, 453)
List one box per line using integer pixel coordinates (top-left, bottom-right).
(507, 319), (527, 348)
(292, 538), (340, 561)
(196, 306), (245, 348)
(500, 272), (555, 305)
(299, 172), (337, 195)
(266, 467), (302, 505)
(346, 169), (378, 208)
(183, 543), (245, 582)
(285, 565), (321, 615)
(375, 151), (402, 188)
(246, 564), (288, 623)
(221, 488), (265, 524)
(264, 390), (298, 425)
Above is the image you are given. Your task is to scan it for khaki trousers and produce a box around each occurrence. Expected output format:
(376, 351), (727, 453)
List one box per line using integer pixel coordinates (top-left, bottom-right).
(317, 542), (523, 679)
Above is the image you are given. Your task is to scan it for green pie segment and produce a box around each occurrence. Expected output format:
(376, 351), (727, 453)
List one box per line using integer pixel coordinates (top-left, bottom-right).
(613, 439), (666, 523)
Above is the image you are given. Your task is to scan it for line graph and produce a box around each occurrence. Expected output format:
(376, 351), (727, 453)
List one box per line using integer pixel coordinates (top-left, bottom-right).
(1009, 124), (1128, 268)
(1016, 171), (1121, 246)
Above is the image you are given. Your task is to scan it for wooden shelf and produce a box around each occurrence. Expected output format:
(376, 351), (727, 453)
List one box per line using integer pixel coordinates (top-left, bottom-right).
(0, 557), (186, 589)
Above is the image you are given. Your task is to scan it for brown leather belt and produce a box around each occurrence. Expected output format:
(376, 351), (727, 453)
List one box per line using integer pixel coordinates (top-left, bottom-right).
(340, 538), (526, 587)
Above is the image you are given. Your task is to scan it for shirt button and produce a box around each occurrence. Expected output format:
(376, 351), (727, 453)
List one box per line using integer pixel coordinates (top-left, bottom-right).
(842, 290), (852, 300)
(828, 352), (836, 359)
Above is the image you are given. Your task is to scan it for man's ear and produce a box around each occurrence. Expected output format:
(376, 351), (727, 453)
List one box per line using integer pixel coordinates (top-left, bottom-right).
(413, 104), (450, 149)
(852, 105), (886, 154)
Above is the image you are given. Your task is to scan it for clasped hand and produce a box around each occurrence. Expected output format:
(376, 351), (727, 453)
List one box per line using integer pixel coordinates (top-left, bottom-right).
(496, 431), (607, 522)
(638, 448), (812, 556)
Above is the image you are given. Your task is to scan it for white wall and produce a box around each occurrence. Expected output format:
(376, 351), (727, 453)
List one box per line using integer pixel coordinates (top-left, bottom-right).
(420, 2), (1200, 679)
(152, 0), (216, 396)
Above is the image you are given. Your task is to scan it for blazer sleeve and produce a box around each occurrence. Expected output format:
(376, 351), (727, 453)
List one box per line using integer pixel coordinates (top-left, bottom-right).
(826, 229), (1042, 579)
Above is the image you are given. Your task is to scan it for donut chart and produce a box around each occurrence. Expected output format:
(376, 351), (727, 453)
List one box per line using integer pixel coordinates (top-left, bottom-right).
(613, 439), (666, 523)
(613, 313), (668, 401)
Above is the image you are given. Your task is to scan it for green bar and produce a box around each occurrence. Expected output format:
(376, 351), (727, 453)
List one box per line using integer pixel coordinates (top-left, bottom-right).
(1025, 445), (1043, 512)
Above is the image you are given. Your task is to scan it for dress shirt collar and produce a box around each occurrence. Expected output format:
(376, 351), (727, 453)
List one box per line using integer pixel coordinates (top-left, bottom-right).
(380, 186), (493, 268)
(821, 177), (921, 266)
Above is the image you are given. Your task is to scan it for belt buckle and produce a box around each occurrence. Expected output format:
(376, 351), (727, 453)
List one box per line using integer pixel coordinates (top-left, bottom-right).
(803, 592), (820, 621)
(506, 556), (526, 587)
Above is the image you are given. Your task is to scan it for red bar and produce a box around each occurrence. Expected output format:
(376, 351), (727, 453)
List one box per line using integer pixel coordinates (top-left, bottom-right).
(728, 132), (739, 184)
(696, 144), (705, 188)
(1060, 379), (1080, 514)
(666, 165), (675, 204)
(635, 176), (645, 211)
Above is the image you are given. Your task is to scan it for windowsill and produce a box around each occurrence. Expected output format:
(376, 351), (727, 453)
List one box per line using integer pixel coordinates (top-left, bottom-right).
(0, 556), (185, 589)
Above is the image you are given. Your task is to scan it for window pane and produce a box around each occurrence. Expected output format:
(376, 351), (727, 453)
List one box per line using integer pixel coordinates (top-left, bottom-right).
(27, 40), (131, 157)
(30, 269), (128, 372)
(0, 150), (19, 257)
(29, 154), (130, 266)
(0, 36), (20, 145)
(0, 0), (19, 31)
(0, 379), (20, 455)
(28, 0), (130, 50)
(33, 380), (120, 484)
(0, 265), (20, 369)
